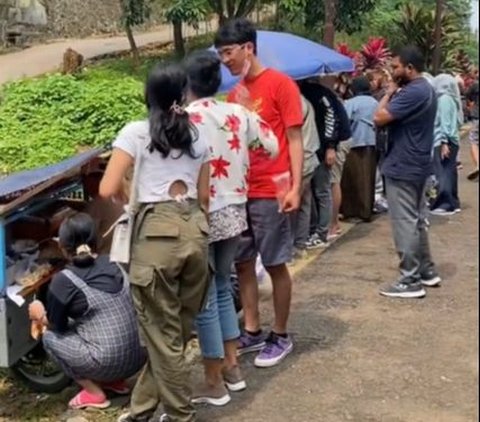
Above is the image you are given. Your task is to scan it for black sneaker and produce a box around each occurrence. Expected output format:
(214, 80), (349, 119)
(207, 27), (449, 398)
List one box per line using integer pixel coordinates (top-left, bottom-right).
(379, 281), (426, 298)
(420, 271), (442, 287)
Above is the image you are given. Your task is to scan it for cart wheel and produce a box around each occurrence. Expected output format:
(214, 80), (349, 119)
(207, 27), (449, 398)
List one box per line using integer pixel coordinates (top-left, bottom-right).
(10, 343), (71, 394)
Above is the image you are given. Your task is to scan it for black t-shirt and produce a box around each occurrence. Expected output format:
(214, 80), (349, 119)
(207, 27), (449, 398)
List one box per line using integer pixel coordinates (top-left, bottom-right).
(299, 82), (352, 159)
(46, 255), (123, 333)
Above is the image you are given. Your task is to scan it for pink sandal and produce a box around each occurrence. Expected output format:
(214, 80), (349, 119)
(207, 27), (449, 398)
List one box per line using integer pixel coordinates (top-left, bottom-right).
(101, 380), (130, 395)
(68, 389), (110, 409)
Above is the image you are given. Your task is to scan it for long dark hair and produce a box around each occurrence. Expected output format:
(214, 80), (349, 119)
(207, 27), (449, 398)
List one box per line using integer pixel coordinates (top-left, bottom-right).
(58, 213), (97, 267)
(145, 63), (198, 158)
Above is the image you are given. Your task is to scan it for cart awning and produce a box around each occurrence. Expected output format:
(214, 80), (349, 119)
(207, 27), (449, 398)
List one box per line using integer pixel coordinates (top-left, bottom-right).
(0, 148), (103, 209)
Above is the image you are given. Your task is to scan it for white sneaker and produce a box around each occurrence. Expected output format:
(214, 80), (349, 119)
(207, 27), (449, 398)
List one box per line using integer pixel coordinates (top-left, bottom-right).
(430, 208), (456, 216)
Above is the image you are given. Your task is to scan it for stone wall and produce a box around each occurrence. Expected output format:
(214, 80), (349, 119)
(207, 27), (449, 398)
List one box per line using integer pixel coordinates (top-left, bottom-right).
(42, 0), (164, 38)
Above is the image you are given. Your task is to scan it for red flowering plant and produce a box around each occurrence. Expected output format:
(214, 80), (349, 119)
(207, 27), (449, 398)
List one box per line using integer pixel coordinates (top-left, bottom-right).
(357, 37), (392, 74)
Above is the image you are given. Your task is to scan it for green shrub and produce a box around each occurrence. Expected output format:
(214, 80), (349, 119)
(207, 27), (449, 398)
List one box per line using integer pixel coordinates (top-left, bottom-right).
(0, 72), (145, 174)
(0, 34), (214, 175)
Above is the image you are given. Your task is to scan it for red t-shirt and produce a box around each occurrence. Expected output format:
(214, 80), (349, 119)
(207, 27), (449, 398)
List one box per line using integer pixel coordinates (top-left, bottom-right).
(227, 68), (303, 198)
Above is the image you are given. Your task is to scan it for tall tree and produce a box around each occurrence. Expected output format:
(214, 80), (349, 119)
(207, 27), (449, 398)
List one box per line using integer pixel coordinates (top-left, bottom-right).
(207, 0), (259, 25)
(323, 0), (337, 47)
(165, 0), (209, 56)
(432, 0), (444, 74)
(278, 0), (375, 35)
(119, 0), (151, 66)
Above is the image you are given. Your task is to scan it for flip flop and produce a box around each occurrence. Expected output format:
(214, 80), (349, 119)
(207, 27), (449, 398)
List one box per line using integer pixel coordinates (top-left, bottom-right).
(68, 389), (110, 409)
(467, 169), (479, 181)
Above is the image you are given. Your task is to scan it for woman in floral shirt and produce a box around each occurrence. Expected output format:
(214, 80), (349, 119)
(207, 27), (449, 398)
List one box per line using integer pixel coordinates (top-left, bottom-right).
(184, 51), (278, 406)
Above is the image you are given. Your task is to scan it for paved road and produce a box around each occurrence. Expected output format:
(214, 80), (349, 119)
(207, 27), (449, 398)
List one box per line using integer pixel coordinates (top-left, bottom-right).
(196, 147), (479, 422)
(0, 23), (214, 85)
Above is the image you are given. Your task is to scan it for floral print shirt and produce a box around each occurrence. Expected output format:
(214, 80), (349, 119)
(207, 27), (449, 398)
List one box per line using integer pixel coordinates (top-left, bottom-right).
(187, 98), (279, 241)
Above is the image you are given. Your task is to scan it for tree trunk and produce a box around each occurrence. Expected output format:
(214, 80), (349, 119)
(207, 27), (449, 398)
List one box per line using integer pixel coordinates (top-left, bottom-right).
(274, 0), (281, 29)
(218, 13), (226, 26)
(432, 0), (443, 75)
(125, 23), (140, 67)
(173, 21), (185, 57)
(323, 0), (337, 48)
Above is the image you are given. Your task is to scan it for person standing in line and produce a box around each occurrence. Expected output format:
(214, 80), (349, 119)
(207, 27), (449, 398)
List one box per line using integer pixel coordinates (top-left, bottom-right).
(289, 95), (321, 260)
(297, 79), (341, 249)
(466, 81), (479, 181)
(326, 84), (352, 240)
(341, 76), (379, 222)
(374, 46), (441, 299)
(183, 50), (279, 406)
(214, 18), (304, 368)
(100, 64), (211, 422)
(429, 73), (463, 216)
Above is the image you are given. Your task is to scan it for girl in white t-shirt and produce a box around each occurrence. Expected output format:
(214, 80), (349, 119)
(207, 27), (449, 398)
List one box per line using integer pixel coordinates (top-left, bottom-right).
(100, 64), (210, 422)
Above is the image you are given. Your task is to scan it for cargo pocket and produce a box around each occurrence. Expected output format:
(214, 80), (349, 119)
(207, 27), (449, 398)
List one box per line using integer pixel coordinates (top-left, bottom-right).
(129, 261), (155, 288)
(144, 222), (180, 239)
(195, 214), (209, 237)
(129, 264), (161, 327)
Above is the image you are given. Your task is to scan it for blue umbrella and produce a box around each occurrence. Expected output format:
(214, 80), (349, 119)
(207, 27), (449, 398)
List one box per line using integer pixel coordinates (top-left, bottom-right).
(212, 30), (355, 92)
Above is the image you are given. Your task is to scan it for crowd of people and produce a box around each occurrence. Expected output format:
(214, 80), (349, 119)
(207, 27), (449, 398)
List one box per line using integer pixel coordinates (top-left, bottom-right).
(26, 17), (479, 422)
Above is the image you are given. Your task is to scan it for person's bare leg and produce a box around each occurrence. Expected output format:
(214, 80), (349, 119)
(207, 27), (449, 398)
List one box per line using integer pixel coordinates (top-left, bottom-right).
(471, 143), (479, 169)
(265, 264), (292, 334)
(235, 259), (260, 333)
(202, 359), (224, 387)
(468, 143), (479, 180)
(329, 182), (342, 235)
(77, 379), (105, 395)
(224, 340), (239, 370)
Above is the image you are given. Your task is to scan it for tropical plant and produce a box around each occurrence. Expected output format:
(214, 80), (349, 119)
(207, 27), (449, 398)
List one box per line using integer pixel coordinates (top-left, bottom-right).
(356, 37), (391, 73)
(392, 2), (463, 71)
(336, 42), (356, 59)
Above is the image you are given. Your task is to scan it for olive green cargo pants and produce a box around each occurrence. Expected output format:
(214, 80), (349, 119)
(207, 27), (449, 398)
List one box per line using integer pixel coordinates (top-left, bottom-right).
(128, 201), (210, 422)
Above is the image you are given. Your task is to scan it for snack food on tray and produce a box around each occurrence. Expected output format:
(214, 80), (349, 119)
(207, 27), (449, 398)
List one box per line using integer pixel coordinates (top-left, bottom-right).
(17, 263), (53, 287)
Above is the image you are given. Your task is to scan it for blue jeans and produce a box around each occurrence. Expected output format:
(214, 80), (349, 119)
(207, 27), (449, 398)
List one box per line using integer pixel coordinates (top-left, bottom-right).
(310, 162), (332, 241)
(195, 236), (241, 359)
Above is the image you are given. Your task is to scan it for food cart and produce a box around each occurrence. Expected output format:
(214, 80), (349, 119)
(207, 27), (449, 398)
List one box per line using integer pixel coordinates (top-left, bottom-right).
(0, 148), (117, 393)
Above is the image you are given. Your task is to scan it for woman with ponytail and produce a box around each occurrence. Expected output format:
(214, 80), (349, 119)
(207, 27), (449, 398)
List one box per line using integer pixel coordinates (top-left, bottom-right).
(100, 63), (211, 422)
(28, 213), (145, 410)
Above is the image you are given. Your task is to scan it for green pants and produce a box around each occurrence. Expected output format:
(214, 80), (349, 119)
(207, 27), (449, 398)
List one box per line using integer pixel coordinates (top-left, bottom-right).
(128, 201), (209, 422)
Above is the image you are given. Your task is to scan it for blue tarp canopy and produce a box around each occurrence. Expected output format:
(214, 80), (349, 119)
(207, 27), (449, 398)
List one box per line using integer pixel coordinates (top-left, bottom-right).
(214, 30), (355, 92)
(0, 148), (102, 204)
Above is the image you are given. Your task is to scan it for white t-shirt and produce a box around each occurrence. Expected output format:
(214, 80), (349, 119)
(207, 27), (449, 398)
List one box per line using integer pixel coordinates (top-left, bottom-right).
(113, 120), (210, 203)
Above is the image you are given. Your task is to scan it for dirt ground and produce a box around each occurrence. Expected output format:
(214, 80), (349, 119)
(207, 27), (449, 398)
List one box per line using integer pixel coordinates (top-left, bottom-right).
(0, 147), (478, 422)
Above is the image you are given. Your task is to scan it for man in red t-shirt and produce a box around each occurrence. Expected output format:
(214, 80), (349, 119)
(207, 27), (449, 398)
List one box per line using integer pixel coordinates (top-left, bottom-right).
(215, 18), (304, 369)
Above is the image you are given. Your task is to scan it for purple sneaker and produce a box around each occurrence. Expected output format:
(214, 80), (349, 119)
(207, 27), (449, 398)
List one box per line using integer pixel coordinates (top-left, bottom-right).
(237, 331), (266, 356)
(254, 333), (293, 368)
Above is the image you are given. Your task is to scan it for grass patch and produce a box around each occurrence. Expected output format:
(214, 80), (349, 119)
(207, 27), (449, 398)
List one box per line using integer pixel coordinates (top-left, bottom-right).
(0, 35), (213, 175)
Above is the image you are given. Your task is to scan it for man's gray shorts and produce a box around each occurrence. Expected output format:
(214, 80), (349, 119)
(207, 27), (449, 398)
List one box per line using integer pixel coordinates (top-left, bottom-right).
(235, 199), (293, 267)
